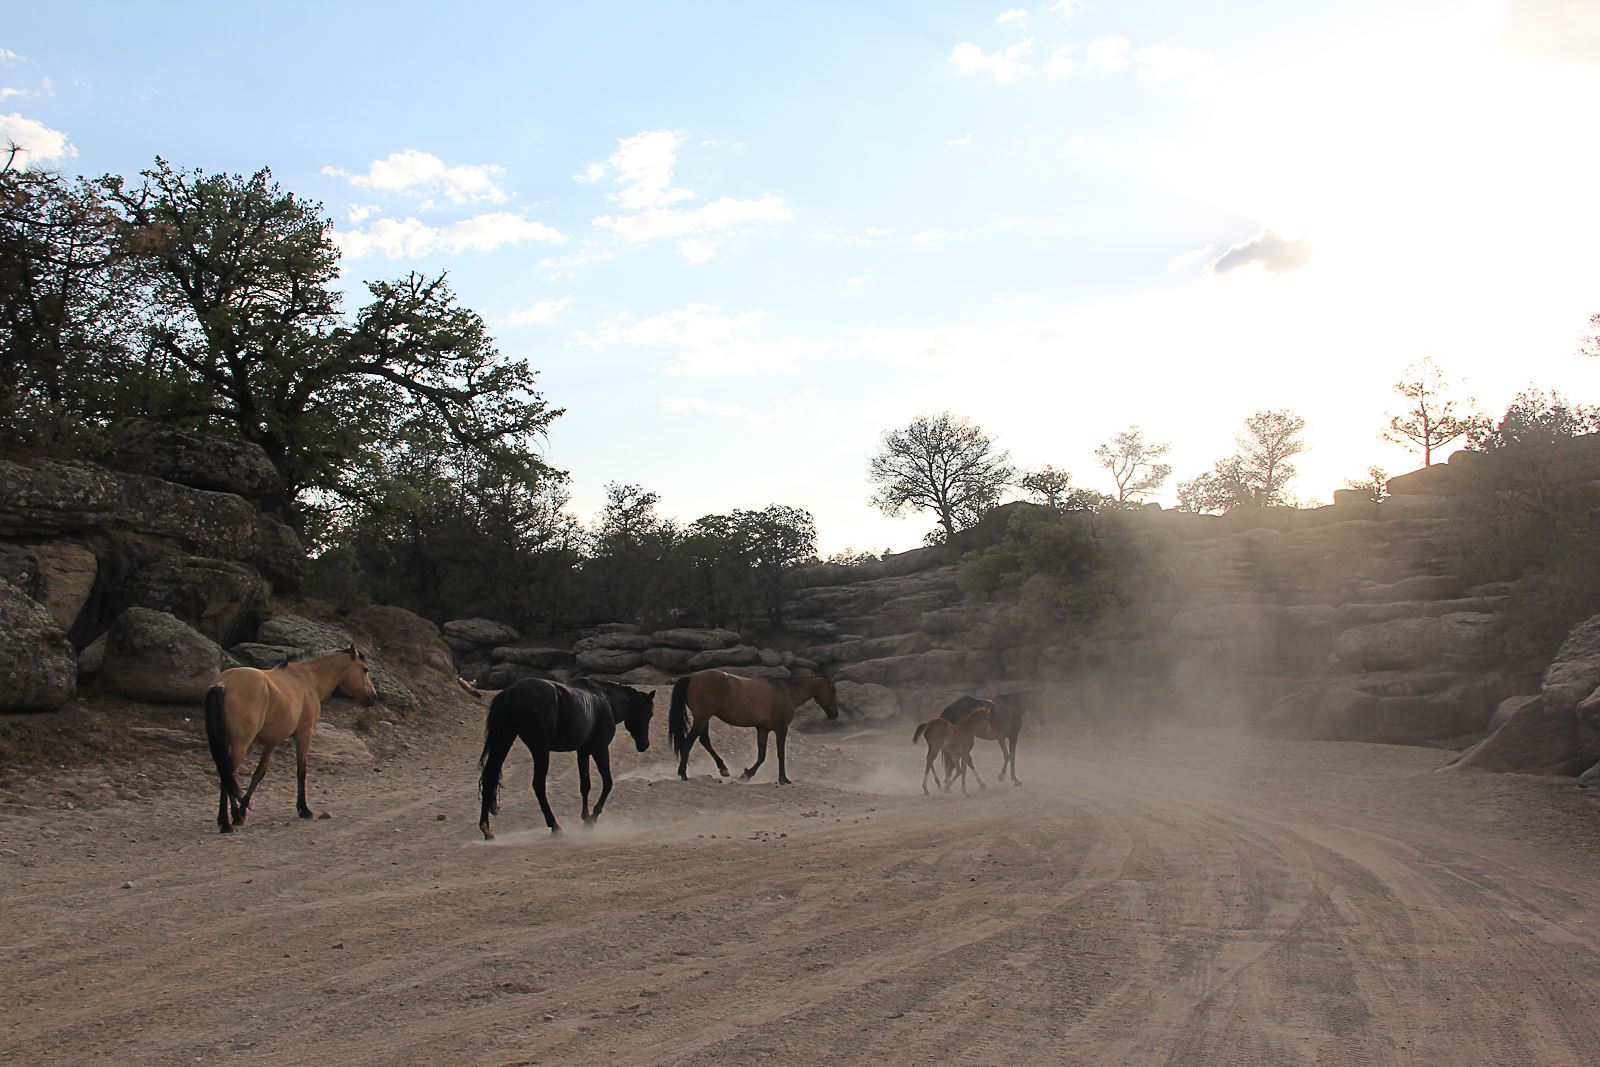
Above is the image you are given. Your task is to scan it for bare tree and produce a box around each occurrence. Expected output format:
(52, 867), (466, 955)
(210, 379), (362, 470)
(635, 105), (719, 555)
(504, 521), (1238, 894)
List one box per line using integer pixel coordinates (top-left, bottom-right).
(1093, 426), (1172, 503)
(868, 412), (1014, 542)
(1176, 410), (1307, 513)
(1344, 465), (1389, 503)
(1384, 358), (1479, 465)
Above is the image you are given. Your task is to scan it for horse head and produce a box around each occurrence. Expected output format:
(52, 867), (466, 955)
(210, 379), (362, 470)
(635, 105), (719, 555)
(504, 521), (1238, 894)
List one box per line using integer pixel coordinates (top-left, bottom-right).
(815, 675), (842, 721)
(623, 688), (655, 752)
(336, 644), (380, 707)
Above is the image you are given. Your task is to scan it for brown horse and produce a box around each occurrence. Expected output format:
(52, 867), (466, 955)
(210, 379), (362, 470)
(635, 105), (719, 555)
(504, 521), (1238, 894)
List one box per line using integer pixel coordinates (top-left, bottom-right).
(913, 703), (993, 795)
(669, 670), (840, 784)
(939, 692), (1030, 786)
(203, 644), (378, 833)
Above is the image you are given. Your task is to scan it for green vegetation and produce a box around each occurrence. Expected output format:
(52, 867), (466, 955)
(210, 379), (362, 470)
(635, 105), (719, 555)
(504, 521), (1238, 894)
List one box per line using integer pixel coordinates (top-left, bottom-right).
(956, 505), (1156, 638)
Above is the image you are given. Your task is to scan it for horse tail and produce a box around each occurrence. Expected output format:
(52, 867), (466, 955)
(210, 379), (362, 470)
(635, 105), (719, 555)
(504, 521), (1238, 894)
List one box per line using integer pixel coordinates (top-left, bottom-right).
(203, 684), (240, 801)
(478, 689), (517, 817)
(912, 720), (928, 745)
(669, 676), (693, 759)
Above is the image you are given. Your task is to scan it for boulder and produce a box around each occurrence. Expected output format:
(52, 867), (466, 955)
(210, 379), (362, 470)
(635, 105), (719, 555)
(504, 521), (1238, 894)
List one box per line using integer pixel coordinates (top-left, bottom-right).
(1541, 614), (1600, 709)
(367, 664), (419, 714)
(0, 541), (97, 632)
(0, 583), (76, 711)
(1487, 694), (1541, 734)
(718, 664), (791, 679)
(102, 419), (282, 499)
(99, 607), (226, 704)
(0, 457), (306, 591)
(575, 648), (646, 674)
(484, 662), (555, 689)
(833, 680), (900, 722)
(590, 623), (641, 635)
(648, 628), (728, 651)
(442, 618), (520, 647)
(78, 633), (107, 676)
(125, 556), (267, 646)
(758, 648), (783, 667)
(257, 614), (352, 651)
(1331, 613), (1504, 673)
(687, 645), (762, 670)
(349, 604), (456, 681)
(228, 642), (299, 669)
(614, 665), (675, 687)
(643, 647), (699, 673)
(1446, 695), (1589, 776)
(1384, 450), (1488, 497)
(574, 632), (653, 653)
(491, 646), (576, 670)
(1271, 671), (1510, 744)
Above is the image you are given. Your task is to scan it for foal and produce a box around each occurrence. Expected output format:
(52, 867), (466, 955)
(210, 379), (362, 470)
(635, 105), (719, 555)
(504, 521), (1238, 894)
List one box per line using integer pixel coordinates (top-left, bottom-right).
(912, 703), (993, 795)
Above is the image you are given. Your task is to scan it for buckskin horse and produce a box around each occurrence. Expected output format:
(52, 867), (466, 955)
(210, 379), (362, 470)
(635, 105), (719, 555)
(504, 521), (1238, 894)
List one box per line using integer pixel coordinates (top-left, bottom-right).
(203, 644), (379, 834)
(913, 703), (994, 795)
(478, 677), (655, 838)
(669, 670), (840, 784)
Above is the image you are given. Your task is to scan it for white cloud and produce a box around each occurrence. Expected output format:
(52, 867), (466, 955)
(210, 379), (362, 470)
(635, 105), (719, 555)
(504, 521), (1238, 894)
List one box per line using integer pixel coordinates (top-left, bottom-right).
(815, 226), (892, 246)
(333, 211), (566, 260)
(1165, 244), (1215, 272)
(322, 149), (507, 204)
(572, 161), (606, 184)
(0, 87), (24, 101)
(1207, 229), (1313, 275)
(948, 132), (974, 146)
(0, 48), (27, 62)
(580, 129), (791, 261)
(1049, 0), (1078, 18)
(661, 396), (769, 423)
(573, 303), (809, 377)
(500, 296), (573, 326)
(0, 112), (75, 166)
(844, 274), (873, 293)
(1085, 36), (1132, 73)
(912, 230), (950, 247)
(539, 246), (615, 279)
(949, 38), (1035, 82)
(345, 203), (381, 224)
(996, 9), (1028, 28)
(1044, 46), (1077, 77)
(1134, 43), (1213, 81)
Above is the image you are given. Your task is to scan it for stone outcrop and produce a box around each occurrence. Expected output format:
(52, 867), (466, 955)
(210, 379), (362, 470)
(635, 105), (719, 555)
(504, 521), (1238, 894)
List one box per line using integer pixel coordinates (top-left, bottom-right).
(0, 583), (77, 711)
(1448, 614), (1600, 777)
(102, 419), (283, 500)
(99, 607), (227, 704)
(257, 613), (351, 650)
(443, 618), (520, 648)
(0, 541), (97, 633)
(125, 556), (267, 646)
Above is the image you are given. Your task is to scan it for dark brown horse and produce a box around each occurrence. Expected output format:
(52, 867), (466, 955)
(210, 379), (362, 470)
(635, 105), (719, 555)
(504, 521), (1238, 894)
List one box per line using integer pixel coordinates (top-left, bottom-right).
(939, 691), (1032, 786)
(669, 670), (840, 784)
(203, 645), (379, 833)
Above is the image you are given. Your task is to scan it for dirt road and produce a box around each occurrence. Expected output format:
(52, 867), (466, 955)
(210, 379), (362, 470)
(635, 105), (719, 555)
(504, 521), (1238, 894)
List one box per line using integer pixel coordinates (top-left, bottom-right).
(4, 713), (1600, 1066)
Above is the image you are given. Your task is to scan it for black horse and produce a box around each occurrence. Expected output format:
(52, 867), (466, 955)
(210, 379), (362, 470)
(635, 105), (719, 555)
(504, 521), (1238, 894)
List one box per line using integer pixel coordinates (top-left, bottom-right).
(939, 691), (1035, 786)
(478, 678), (655, 839)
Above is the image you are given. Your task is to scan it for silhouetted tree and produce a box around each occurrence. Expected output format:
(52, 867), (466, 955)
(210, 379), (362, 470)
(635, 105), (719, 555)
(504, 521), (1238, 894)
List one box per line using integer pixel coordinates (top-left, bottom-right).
(1344, 465), (1389, 503)
(868, 412), (1014, 542)
(1018, 466), (1073, 507)
(1383, 357), (1479, 465)
(1466, 388), (1600, 451)
(1176, 410), (1307, 513)
(1093, 426), (1172, 503)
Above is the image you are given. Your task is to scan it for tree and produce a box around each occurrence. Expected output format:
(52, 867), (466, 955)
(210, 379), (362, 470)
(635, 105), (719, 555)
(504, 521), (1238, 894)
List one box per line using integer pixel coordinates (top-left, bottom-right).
(733, 504), (817, 627)
(1176, 410), (1307, 513)
(1344, 465), (1389, 503)
(1093, 426), (1172, 503)
(868, 412), (1014, 542)
(100, 159), (560, 528)
(1466, 388), (1600, 451)
(1018, 466), (1073, 507)
(1383, 358), (1478, 466)
(1580, 312), (1599, 359)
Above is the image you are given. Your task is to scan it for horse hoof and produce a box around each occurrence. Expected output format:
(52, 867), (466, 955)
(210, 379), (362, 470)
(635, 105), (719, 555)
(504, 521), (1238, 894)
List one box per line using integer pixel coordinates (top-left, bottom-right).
(718, 768), (730, 778)
(550, 825), (562, 835)
(480, 823), (495, 841)
(778, 778), (792, 786)
(739, 771), (754, 781)
(218, 822), (233, 834)
(298, 809), (314, 820)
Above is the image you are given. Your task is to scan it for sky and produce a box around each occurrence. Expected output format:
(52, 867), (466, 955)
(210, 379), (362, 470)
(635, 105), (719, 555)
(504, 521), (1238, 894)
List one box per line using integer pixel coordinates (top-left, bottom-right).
(5, 1), (1600, 554)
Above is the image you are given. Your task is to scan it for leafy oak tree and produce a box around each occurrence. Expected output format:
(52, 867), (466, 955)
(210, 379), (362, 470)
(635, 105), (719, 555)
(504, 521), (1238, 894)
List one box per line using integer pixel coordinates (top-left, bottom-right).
(868, 412), (1014, 543)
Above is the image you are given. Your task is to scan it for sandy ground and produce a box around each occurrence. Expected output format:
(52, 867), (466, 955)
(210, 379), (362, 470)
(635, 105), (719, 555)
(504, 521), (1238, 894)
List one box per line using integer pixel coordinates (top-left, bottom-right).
(3, 706), (1600, 1066)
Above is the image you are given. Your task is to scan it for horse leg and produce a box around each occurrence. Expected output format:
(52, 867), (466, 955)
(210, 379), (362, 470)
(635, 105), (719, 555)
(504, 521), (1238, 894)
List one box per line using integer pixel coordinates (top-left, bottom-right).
(294, 727), (316, 819)
(530, 748), (560, 834)
(590, 746), (615, 823)
(922, 749), (939, 795)
(957, 754), (969, 796)
(1010, 736), (1022, 786)
(776, 726), (791, 786)
(217, 782), (233, 834)
(741, 728), (769, 780)
(967, 753), (988, 791)
(697, 728), (731, 777)
(578, 751), (593, 825)
(676, 715), (698, 780)
(478, 713), (519, 841)
(235, 742), (277, 825)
